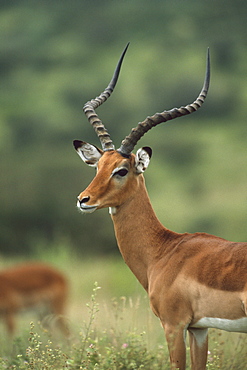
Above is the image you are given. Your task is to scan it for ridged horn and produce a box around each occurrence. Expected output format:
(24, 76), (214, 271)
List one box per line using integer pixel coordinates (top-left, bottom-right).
(118, 48), (210, 157)
(83, 43), (129, 151)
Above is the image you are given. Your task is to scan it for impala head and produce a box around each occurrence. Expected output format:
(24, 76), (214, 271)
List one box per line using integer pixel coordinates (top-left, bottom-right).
(73, 44), (210, 214)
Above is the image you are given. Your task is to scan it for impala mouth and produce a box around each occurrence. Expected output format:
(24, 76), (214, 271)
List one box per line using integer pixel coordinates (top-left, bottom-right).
(77, 201), (98, 214)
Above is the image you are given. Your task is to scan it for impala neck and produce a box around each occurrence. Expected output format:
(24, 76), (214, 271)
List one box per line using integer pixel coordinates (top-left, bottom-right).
(110, 175), (177, 291)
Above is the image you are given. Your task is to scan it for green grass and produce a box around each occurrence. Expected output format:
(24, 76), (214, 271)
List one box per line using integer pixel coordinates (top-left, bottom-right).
(0, 244), (246, 369)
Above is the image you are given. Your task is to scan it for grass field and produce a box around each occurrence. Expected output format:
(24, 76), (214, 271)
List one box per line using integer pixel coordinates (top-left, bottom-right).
(0, 243), (246, 369)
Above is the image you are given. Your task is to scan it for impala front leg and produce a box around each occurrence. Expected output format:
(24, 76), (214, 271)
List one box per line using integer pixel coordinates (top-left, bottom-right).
(163, 322), (187, 370)
(188, 328), (208, 370)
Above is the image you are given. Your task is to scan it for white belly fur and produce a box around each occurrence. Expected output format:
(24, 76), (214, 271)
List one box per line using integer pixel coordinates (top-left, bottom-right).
(192, 317), (247, 333)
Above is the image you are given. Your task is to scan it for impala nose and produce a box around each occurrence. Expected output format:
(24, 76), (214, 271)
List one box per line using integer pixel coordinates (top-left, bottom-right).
(77, 195), (98, 213)
(79, 196), (90, 204)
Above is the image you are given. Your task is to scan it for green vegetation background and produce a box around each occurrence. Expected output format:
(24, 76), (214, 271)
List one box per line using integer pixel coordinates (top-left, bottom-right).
(1, 0), (247, 257)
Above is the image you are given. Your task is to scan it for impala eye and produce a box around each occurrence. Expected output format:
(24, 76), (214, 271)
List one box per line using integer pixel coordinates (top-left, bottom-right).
(113, 168), (128, 177)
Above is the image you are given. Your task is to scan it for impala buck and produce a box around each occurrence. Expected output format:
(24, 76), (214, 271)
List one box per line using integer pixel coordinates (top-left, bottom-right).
(73, 44), (247, 369)
(0, 262), (69, 337)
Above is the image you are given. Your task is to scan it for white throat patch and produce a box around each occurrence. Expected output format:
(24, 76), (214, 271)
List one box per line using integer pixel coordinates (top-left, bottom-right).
(109, 207), (117, 215)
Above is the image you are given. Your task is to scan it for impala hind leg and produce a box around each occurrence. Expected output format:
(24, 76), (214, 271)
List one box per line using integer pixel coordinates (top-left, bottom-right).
(51, 294), (70, 337)
(188, 328), (208, 370)
(163, 323), (187, 370)
(5, 311), (15, 337)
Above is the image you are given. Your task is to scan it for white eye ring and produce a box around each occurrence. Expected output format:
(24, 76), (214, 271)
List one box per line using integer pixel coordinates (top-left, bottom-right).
(111, 167), (129, 177)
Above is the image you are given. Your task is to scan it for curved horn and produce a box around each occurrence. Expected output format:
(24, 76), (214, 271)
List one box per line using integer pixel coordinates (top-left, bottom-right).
(118, 48), (210, 157)
(83, 43), (129, 151)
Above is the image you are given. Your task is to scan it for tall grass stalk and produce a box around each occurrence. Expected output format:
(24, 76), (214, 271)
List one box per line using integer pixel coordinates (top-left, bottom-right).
(0, 250), (246, 369)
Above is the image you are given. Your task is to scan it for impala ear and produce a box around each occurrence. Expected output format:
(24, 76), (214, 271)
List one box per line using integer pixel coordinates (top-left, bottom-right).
(135, 146), (152, 174)
(73, 140), (103, 167)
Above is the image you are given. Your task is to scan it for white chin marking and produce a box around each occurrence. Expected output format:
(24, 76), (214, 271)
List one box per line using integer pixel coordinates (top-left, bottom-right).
(192, 317), (247, 333)
(77, 202), (97, 214)
(80, 207), (97, 214)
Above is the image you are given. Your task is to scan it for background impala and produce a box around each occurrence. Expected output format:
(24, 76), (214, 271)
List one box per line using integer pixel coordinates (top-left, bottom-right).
(73, 45), (247, 369)
(0, 262), (69, 337)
